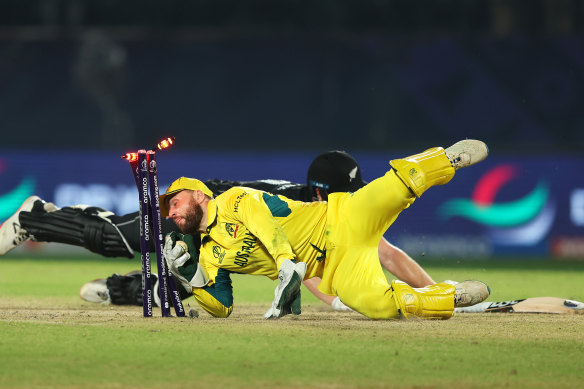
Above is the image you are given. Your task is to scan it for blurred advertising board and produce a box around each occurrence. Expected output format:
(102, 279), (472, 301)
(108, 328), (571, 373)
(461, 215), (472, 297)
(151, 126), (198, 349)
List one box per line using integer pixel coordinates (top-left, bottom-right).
(1, 150), (582, 259)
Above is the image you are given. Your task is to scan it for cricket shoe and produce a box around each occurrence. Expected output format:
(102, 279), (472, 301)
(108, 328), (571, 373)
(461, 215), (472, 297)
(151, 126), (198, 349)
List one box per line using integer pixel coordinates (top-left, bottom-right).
(454, 280), (491, 307)
(0, 195), (57, 255)
(80, 271), (161, 307)
(79, 278), (111, 304)
(445, 140), (489, 171)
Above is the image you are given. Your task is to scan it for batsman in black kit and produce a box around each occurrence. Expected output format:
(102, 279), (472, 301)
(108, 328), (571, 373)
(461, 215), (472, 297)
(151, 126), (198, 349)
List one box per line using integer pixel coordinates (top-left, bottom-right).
(0, 151), (436, 310)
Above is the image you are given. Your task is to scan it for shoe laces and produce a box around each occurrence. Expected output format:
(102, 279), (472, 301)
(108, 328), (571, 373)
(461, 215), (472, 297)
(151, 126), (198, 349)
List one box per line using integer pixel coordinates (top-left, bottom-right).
(96, 290), (110, 303)
(447, 152), (470, 170)
(11, 222), (31, 246)
(447, 155), (461, 165)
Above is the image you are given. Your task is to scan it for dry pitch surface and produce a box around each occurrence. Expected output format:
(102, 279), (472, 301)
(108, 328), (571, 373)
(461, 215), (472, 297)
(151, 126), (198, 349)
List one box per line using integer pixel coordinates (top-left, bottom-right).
(1, 257), (583, 388)
(1, 298), (583, 389)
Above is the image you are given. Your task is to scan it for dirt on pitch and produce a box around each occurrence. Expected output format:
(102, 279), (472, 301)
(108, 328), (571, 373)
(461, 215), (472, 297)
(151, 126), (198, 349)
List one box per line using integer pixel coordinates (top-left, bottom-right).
(1, 298), (582, 335)
(1, 299), (583, 389)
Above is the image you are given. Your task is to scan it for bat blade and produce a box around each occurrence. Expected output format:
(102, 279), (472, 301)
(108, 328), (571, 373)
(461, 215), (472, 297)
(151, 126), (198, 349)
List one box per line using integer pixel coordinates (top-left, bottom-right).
(455, 297), (584, 314)
(511, 297), (583, 314)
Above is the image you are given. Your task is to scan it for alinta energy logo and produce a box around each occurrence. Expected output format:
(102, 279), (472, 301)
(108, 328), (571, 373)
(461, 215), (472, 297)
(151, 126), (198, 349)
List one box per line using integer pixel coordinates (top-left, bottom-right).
(438, 164), (555, 246)
(0, 159), (36, 221)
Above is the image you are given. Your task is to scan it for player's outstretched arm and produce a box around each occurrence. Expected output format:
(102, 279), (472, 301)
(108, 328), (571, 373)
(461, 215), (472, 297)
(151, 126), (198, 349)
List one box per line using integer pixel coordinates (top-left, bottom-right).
(303, 277), (353, 312)
(303, 277), (335, 305)
(378, 238), (435, 288)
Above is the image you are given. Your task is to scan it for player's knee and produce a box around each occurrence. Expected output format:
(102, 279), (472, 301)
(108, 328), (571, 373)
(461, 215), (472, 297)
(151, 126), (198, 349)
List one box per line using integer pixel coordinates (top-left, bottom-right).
(210, 306), (233, 318)
(344, 293), (400, 320)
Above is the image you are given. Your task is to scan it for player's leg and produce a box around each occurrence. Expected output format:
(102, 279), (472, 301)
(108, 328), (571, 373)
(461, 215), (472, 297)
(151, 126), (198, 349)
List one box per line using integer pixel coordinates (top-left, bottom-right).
(328, 247), (488, 319)
(391, 280), (489, 319)
(16, 201), (134, 257)
(390, 139), (488, 197)
(324, 246), (403, 319)
(328, 139), (488, 246)
(80, 271), (162, 306)
(80, 270), (194, 306)
(0, 195), (183, 258)
(0, 196), (51, 255)
(0, 196), (134, 257)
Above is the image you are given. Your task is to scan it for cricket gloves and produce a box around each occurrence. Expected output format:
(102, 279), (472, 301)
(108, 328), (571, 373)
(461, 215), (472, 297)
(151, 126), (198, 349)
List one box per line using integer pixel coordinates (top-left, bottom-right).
(163, 232), (209, 294)
(264, 259), (307, 319)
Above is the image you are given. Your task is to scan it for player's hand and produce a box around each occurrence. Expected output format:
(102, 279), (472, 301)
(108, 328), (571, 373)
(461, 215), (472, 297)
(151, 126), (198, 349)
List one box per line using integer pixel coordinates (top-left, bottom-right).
(264, 259), (306, 319)
(163, 232), (193, 293)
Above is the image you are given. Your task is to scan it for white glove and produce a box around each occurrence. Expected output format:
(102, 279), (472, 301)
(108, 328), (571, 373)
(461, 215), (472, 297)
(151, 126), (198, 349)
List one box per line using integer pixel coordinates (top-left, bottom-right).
(264, 259), (307, 319)
(163, 235), (192, 293)
(331, 296), (354, 312)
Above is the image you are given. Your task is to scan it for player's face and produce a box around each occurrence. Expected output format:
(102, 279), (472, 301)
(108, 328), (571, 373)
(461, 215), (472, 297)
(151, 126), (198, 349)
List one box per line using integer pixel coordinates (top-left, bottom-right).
(168, 190), (203, 234)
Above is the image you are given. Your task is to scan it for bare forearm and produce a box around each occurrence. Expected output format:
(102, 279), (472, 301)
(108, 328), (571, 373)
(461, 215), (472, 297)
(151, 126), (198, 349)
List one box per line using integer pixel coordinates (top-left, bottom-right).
(303, 277), (336, 305)
(378, 238), (435, 287)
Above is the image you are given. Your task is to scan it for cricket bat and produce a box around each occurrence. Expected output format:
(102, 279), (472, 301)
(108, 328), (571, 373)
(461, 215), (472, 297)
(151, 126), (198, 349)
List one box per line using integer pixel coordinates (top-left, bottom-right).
(455, 297), (584, 314)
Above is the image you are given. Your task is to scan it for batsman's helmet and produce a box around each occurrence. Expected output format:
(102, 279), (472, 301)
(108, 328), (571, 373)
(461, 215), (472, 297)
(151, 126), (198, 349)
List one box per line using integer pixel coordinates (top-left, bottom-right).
(307, 150), (367, 200)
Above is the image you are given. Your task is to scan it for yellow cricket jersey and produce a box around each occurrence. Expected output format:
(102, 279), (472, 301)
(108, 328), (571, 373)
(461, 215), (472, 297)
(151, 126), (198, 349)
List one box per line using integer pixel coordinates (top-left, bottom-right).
(199, 186), (328, 286)
(192, 150), (458, 320)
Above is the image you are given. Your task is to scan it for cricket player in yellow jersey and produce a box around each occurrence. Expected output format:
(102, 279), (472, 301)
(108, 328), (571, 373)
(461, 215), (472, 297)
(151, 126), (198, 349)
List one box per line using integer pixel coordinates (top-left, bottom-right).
(160, 140), (491, 320)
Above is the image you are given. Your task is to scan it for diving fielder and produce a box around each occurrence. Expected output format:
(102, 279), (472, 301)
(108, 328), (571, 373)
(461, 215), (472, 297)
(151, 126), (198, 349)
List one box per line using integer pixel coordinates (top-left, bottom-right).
(0, 151), (434, 310)
(161, 140), (491, 319)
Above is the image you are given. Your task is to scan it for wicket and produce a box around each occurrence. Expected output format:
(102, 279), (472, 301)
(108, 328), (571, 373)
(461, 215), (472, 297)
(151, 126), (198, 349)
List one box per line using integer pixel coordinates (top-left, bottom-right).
(122, 138), (185, 317)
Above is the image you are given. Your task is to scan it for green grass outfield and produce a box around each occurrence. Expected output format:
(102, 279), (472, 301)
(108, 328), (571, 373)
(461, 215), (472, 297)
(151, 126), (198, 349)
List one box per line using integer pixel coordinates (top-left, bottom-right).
(0, 255), (583, 389)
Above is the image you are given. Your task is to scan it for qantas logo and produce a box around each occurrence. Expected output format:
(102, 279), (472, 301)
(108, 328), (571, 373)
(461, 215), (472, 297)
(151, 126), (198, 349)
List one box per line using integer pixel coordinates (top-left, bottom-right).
(225, 223), (239, 238)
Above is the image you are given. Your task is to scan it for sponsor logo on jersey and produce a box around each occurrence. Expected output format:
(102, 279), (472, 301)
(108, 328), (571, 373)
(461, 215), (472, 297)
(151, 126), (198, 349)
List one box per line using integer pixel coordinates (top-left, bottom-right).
(233, 192), (248, 213)
(234, 232), (257, 267)
(225, 223), (239, 238)
(212, 245), (226, 264)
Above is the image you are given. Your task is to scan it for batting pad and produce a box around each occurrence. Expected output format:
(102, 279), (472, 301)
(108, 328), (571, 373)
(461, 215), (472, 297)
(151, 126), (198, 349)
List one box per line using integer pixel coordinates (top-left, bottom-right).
(391, 280), (455, 320)
(389, 147), (455, 197)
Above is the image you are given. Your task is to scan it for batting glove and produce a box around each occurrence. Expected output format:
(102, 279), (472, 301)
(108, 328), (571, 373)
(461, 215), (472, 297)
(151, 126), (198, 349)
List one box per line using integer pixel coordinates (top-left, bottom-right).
(264, 259), (306, 319)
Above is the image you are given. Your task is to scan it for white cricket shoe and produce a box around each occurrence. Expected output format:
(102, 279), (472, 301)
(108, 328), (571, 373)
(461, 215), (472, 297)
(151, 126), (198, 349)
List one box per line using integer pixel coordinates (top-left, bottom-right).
(79, 278), (111, 304)
(79, 271), (161, 307)
(454, 280), (490, 307)
(445, 140), (489, 171)
(0, 196), (41, 255)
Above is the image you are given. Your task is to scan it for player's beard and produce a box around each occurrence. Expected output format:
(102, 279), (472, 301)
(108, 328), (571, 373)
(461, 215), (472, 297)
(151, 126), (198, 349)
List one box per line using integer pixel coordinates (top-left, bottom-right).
(181, 197), (203, 234)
